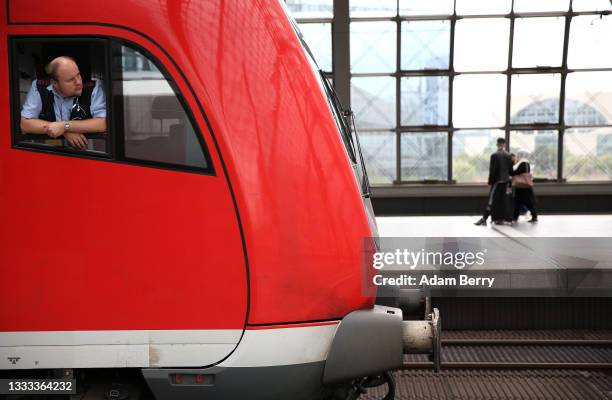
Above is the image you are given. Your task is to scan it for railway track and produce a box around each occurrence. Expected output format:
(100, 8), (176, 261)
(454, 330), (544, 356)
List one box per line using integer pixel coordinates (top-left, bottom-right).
(361, 330), (612, 400)
(406, 331), (612, 370)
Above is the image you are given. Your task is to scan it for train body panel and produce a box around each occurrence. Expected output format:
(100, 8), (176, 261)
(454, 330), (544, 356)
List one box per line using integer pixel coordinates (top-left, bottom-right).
(4, 0), (373, 326)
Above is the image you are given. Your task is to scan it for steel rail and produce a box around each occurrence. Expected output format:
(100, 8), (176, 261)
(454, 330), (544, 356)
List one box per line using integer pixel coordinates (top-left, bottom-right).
(442, 339), (612, 346)
(404, 362), (612, 370)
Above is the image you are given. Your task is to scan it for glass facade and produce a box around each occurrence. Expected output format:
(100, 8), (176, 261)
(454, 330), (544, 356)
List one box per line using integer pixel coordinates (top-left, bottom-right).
(286, 0), (612, 183)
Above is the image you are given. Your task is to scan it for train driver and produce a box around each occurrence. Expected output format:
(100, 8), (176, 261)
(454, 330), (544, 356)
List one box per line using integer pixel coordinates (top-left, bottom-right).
(20, 56), (106, 150)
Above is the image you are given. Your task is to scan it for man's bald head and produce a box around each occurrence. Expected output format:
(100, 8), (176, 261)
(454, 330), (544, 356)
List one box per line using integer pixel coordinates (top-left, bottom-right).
(45, 56), (83, 98)
(45, 56), (78, 80)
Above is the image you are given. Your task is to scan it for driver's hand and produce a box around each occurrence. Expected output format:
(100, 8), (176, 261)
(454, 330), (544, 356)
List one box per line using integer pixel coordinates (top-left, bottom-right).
(45, 121), (65, 138)
(64, 132), (88, 150)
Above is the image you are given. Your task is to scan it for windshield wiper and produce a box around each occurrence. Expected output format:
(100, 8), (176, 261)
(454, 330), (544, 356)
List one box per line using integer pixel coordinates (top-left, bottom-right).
(317, 70), (371, 198)
(343, 109), (371, 198)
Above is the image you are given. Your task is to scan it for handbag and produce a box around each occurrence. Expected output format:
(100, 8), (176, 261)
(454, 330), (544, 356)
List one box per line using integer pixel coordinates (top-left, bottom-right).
(512, 172), (533, 188)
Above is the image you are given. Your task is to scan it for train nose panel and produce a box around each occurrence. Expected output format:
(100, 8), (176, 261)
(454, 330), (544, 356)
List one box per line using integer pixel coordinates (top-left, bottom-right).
(322, 301), (441, 385)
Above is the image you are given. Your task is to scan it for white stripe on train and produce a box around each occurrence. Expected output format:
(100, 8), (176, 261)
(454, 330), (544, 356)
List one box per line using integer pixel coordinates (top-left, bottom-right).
(0, 324), (339, 369)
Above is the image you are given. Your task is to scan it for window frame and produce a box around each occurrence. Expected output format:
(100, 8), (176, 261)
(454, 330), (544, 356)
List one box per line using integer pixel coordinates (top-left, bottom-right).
(9, 36), (113, 159)
(9, 35), (215, 176)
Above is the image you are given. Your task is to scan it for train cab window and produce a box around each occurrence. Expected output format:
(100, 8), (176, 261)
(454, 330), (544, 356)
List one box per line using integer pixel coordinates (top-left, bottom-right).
(114, 45), (208, 169)
(12, 40), (108, 154)
(11, 38), (212, 173)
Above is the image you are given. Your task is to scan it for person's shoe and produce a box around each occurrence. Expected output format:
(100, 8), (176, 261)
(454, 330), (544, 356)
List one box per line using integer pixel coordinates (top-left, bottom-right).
(510, 220), (518, 226)
(493, 220), (505, 225)
(474, 218), (487, 226)
(528, 218), (538, 223)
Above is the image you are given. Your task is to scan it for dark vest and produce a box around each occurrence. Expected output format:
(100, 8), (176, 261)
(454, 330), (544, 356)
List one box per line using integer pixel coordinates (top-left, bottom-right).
(36, 79), (96, 122)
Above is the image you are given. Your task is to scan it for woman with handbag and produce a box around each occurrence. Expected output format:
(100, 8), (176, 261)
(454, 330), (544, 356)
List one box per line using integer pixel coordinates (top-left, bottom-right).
(511, 150), (538, 224)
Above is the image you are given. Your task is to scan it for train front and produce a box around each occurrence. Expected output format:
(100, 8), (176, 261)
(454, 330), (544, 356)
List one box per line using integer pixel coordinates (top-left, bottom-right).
(143, 2), (440, 399)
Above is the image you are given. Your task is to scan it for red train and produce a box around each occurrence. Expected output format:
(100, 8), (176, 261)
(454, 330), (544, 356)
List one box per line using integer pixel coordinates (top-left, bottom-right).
(0, 1), (439, 399)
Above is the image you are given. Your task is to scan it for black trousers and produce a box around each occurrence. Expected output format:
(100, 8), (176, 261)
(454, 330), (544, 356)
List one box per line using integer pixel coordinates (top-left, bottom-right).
(482, 181), (512, 222)
(513, 187), (538, 220)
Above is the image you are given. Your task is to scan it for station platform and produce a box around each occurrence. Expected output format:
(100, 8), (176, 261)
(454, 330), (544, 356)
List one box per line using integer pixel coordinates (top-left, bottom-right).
(376, 214), (612, 238)
(372, 215), (612, 297)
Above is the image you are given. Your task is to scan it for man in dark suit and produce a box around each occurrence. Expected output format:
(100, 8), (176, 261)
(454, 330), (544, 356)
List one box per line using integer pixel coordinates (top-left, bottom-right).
(475, 137), (513, 225)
